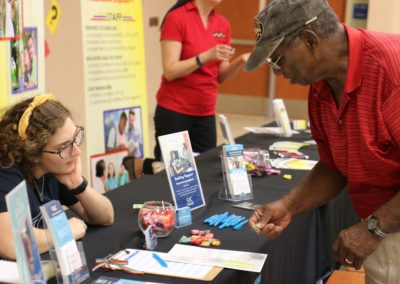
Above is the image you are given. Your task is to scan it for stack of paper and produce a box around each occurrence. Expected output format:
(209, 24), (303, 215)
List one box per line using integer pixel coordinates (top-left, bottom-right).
(269, 141), (310, 153)
(244, 127), (300, 136)
(164, 244), (268, 273)
(0, 260), (19, 284)
(271, 158), (318, 170)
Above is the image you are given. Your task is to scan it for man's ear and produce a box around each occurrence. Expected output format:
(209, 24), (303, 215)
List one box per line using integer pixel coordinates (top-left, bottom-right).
(299, 29), (319, 50)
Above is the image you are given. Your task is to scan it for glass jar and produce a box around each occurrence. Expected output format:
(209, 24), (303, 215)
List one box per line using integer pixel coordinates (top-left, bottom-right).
(138, 201), (175, 238)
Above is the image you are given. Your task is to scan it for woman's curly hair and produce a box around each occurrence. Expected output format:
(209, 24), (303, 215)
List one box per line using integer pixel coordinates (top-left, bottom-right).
(0, 98), (71, 183)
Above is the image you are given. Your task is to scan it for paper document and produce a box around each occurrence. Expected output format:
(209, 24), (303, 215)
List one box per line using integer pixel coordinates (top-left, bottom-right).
(269, 141), (309, 152)
(271, 158), (318, 170)
(244, 127), (299, 135)
(112, 249), (218, 280)
(0, 260), (19, 283)
(165, 244), (267, 273)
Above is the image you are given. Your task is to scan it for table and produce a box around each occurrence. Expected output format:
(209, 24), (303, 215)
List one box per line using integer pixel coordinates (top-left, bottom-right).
(81, 131), (359, 284)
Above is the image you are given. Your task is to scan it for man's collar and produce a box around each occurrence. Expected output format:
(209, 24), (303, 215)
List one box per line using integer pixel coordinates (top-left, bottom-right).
(343, 24), (364, 95)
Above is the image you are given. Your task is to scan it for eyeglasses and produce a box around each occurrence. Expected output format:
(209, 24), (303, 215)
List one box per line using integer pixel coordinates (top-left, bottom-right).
(43, 126), (84, 159)
(265, 16), (319, 71)
(265, 54), (283, 70)
(265, 37), (286, 70)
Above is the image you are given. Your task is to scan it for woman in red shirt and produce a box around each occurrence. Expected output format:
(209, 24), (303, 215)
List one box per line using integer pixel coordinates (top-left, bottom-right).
(153, 0), (249, 160)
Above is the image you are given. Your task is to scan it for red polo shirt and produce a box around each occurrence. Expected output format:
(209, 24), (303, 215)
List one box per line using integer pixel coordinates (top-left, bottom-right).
(156, 1), (231, 116)
(309, 25), (400, 218)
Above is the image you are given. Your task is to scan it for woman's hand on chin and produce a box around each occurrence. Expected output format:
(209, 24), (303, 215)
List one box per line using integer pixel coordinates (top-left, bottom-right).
(55, 157), (84, 189)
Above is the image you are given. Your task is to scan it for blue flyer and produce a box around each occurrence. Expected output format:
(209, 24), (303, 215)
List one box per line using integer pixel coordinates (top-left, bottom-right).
(158, 131), (206, 210)
(5, 181), (46, 284)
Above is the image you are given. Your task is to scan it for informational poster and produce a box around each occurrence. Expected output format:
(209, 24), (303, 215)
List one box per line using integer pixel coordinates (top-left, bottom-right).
(81, 0), (149, 163)
(90, 149), (129, 194)
(158, 131), (205, 210)
(0, 0), (45, 114)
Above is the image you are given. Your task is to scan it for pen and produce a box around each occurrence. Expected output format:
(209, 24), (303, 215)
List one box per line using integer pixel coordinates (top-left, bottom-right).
(125, 250), (140, 261)
(152, 252), (168, 268)
(233, 219), (249, 230)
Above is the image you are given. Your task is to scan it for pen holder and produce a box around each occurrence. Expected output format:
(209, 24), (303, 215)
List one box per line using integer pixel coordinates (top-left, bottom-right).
(138, 201), (175, 238)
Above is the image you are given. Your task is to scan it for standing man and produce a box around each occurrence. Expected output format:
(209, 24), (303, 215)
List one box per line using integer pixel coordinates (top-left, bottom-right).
(245, 0), (400, 283)
(126, 110), (143, 157)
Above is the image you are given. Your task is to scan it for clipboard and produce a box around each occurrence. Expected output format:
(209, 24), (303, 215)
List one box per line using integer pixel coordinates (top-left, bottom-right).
(111, 249), (223, 281)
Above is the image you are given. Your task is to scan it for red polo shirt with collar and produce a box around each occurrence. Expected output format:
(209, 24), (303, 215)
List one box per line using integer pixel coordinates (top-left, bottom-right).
(156, 1), (231, 116)
(309, 24), (400, 218)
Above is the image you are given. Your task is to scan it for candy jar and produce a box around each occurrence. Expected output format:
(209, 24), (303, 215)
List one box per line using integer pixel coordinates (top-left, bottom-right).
(138, 201), (175, 237)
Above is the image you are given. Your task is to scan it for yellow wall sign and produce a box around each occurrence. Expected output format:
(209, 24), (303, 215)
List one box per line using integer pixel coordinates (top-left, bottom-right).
(46, 0), (61, 35)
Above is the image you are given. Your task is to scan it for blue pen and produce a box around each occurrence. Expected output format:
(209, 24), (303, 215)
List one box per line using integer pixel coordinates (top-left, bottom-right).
(152, 252), (168, 268)
(234, 219), (249, 230)
(124, 250), (140, 261)
(231, 216), (246, 227)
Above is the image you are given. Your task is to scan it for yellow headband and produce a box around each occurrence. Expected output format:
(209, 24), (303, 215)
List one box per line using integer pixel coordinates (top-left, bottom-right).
(18, 93), (56, 141)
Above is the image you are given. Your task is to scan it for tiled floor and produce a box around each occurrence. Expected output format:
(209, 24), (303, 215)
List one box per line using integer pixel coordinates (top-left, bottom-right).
(147, 113), (273, 158)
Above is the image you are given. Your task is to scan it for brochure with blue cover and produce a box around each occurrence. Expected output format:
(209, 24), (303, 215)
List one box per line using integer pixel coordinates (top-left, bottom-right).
(40, 200), (88, 283)
(158, 131), (205, 210)
(222, 144), (251, 196)
(5, 180), (46, 284)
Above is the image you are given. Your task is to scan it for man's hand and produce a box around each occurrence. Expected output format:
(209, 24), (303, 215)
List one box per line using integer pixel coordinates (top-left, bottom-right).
(248, 200), (293, 239)
(332, 220), (382, 269)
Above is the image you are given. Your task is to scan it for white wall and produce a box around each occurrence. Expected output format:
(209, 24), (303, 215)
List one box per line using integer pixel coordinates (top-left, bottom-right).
(367, 0), (400, 33)
(142, 0), (175, 121)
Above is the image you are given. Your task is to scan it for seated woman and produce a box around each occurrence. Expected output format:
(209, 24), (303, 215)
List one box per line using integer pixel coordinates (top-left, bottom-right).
(0, 94), (114, 260)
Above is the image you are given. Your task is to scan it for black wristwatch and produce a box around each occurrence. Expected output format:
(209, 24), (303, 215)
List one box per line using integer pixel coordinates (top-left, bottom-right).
(367, 214), (388, 238)
(70, 177), (88, 195)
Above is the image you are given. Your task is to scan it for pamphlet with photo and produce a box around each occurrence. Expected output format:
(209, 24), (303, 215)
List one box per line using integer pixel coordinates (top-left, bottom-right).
(40, 200), (89, 283)
(222, 144), (251, 196)
(158, 131), (205, 210)
(5, 181), (45, 284)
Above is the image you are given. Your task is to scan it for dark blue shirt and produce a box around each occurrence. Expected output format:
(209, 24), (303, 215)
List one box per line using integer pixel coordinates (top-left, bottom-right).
(0, 167), (78, 228)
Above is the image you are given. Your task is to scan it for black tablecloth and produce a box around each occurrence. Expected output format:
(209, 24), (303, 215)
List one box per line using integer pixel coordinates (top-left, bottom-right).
(80, 131), (359, 284)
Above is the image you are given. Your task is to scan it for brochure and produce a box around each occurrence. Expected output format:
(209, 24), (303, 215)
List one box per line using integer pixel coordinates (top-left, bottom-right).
(40, 200), (88, 283)
(5, 181), (46, 284)
(158, 131), (205, 210)
(222, 144), (251, 196)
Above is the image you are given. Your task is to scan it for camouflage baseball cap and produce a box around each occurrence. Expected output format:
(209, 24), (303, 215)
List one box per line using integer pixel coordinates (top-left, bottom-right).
(244, 0), (330, 72)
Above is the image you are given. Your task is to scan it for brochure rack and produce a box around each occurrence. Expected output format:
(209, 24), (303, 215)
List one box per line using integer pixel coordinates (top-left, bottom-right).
(47, 241), (89, 284)
(218, 156), (253, 202)
(41, 200), (89, 284)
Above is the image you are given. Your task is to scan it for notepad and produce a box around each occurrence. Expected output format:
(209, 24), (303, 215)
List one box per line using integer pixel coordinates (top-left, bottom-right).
(0, 260), (19, 283)
(111, 249), (222, 281)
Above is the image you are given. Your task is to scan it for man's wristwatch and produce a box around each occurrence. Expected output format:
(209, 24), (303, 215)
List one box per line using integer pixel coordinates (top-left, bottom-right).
(367, 214), (388, 238)
(70, 177), (88, 195)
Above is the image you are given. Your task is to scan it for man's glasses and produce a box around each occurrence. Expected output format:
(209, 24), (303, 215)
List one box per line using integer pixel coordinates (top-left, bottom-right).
(265, 16), (319, 71)
(265, 54), (283, 70)
(43, 126), (84, 159)
(265, 37), (286, 71)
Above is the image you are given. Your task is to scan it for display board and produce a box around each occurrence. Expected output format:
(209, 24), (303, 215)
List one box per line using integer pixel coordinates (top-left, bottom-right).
(45, 0), (149, 177)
